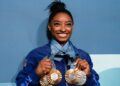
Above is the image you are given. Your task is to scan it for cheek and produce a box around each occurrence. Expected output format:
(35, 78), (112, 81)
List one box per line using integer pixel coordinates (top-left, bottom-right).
(67, 28), (72, 33)
(51, 27), (60, 32)
(50, 28), (58, 36)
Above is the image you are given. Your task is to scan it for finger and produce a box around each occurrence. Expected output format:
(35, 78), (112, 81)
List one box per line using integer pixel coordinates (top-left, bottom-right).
(44, 60), (52, 66)
(75, 58), (82, 64)
(76, 59), (88, 70)
(40, 59), (52, 66)
(45, 65), (52, 69)
(37, 61), (52, 71)
(79, 60), (88, 70)
(75, 59), (83, 69)
(43, 68), (47, 74)
(75, 59), (91, 77)
(75, 58), (82, 67)
(43, 67), (51, 74)
(84, 67), (90, 77)
(80, 61), (90, 76)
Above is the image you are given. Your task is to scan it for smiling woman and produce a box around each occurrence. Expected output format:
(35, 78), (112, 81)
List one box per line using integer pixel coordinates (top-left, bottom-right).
(48, 12), (73, 46)
(0, 0), (120, 85)
(16, 1), (99, 86)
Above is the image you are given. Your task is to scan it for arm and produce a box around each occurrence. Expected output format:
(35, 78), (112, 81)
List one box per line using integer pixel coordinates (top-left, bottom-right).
(16, 50), (40, 86)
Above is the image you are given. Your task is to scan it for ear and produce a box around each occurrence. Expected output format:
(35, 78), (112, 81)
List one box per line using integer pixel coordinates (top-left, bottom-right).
(48, 24), (51, 31)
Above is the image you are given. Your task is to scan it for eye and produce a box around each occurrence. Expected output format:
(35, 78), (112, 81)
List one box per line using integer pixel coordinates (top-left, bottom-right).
(53, 22), (61, 27)
(66, 22), (72, 27)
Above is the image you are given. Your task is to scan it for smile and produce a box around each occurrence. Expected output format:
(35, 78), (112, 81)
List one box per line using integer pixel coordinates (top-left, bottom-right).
(57, 33), (67, 37)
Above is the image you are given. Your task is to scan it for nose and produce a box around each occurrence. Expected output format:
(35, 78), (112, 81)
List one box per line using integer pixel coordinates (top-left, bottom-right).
(61, 24), (66, 32)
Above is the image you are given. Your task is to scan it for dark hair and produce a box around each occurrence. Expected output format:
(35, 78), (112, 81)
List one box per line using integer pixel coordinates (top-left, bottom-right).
(47, 1), (74, 24)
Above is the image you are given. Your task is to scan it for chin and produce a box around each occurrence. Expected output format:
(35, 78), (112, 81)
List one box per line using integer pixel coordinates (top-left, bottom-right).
(57, 39), (68, 45)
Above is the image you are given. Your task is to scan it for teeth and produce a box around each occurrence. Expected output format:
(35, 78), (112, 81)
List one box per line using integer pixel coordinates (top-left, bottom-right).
(58, 34), (67, 37)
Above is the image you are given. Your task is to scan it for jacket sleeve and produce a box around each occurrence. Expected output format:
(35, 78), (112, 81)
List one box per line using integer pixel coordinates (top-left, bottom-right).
(78, 49), (100, 86)
(85, 54), (100, 86)
(16, 50), (41, 86)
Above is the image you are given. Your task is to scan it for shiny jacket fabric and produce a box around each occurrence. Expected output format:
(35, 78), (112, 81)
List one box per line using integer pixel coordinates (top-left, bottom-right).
(16, 42), (100, 86)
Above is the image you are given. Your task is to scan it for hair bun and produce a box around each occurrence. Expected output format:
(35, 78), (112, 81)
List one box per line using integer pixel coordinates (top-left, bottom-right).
(48, 1), (66, 13)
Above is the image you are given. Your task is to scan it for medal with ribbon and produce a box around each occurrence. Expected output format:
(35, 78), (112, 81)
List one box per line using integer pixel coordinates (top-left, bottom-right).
(39, 56), (62, 86)
(65, 57), (87, 85)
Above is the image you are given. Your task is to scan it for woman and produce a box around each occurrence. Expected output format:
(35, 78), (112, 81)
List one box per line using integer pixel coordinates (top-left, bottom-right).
(16, 1), (100, 86)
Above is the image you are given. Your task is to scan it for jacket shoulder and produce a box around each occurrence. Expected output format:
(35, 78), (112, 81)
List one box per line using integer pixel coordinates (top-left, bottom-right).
(72, 44), (89, 57)
(77, 48), (89, 57)
(26, 43), (51, 60)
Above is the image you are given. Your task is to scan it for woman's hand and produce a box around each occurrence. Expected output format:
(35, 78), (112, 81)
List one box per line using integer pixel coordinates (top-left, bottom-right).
(35, 58), (52, 77)
(75, 58), (91, 77)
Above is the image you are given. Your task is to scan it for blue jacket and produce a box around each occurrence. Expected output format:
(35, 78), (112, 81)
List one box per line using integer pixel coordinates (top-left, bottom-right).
(16, 42), (100, 86)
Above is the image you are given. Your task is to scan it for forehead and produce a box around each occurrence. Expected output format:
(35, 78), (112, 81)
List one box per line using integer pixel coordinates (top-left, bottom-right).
(52, 12), (72, 22)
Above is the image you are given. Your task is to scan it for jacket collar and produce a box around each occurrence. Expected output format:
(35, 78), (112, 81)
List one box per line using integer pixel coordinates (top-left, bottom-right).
(47, 40), (80, 57)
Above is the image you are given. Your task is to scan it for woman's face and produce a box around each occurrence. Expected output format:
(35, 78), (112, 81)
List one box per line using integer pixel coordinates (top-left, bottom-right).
(48, 12), (73, 45)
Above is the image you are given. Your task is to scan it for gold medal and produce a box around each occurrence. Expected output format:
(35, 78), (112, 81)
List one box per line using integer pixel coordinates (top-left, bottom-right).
(40, 75), (52, 86)
(39, 56), (62, 85)
(75, 70), (87, 85)
(40, 69), (62, 86)
(65, 69), (87, 85)
(65, 61), (87, 85)
(65, 69), (77, 84)
(47, 69), (62, 85)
